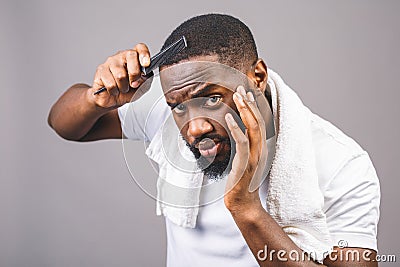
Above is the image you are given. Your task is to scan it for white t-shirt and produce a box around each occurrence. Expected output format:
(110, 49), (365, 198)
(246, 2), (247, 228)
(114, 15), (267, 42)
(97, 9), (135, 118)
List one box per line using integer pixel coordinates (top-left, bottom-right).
(118, 77), (380, 267)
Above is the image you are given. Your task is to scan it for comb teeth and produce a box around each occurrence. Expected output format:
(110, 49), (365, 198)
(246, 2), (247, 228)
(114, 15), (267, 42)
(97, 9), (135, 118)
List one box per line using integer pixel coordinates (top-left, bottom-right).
(142, 36), (187, 75)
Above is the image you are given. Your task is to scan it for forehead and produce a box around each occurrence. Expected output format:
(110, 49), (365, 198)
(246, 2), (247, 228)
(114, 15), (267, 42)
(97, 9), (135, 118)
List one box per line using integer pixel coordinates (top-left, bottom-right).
(160, 60), (249, 101)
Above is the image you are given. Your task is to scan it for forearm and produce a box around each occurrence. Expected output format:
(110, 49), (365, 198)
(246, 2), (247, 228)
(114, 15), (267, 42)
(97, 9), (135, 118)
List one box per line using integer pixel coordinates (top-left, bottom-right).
(228, 203), (323, 267)
(48, 83), (109, 140)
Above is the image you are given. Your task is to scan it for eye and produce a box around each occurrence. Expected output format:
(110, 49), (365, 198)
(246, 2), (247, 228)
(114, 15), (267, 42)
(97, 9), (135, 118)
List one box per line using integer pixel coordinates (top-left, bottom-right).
(204, 95), (222, 107)
(173, 103), (186, 114)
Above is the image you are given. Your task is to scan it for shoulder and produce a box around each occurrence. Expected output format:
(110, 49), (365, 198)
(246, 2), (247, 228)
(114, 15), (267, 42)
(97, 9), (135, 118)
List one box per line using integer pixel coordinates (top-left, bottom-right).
(118, 77), (171, 141)
(310, 112), (367, 189)
(310, 112), (380, 251)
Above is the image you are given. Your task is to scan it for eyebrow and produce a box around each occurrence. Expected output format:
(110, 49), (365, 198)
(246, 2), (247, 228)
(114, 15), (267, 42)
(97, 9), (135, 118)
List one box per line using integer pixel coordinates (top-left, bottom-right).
(191, 84), (216, 98)
(166, 84), (218, 109)
(166, 102), (179, 109)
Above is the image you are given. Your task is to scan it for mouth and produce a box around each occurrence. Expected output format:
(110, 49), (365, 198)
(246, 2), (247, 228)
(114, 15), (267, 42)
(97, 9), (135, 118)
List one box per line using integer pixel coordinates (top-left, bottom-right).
(185, 135), (232, 178)
(196, 138), (222, 158)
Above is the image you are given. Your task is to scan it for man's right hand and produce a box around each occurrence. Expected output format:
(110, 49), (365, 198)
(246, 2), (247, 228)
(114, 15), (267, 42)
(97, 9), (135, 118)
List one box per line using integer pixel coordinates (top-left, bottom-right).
(88, 43), (153, 109)
(49, 43), (154, 141)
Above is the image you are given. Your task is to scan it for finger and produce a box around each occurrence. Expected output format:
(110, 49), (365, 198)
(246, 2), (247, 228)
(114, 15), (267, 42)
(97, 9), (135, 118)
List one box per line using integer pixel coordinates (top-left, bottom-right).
(236, 87), (268, 193)
(239, 87), (267, 153)
(244, 89), (267, 149)
(233, 91), (261, 162)
(253, 86), (275, 139)
(246, 91), (266, 142)
(235, 87), (263, 130)
(126, 50), (142, 88)
(134, 43), (151, 67)
(247, 90), (266, 129)
(245, 90), (269, 192)
(93, 67), (105, 90)
(238, 86), (265, 130)
(100, 66), (119, 96)
(109, 62), (129, 93)
(225, 113), (249, 181)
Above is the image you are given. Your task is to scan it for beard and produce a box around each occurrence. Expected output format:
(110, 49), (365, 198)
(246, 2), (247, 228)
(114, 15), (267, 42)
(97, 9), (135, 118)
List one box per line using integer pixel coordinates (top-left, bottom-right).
(184, 134), (233, 180)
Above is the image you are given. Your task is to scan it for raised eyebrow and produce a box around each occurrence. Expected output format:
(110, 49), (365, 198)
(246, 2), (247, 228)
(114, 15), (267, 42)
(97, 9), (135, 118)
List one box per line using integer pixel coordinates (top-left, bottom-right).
(191, 84), (218, 98)
(166, 84), (218, 109)
(166, 102), (179, 109)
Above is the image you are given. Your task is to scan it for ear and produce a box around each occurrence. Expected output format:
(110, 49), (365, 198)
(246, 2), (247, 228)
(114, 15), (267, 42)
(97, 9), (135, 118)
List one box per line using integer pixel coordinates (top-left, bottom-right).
(247, 59), (268, 93)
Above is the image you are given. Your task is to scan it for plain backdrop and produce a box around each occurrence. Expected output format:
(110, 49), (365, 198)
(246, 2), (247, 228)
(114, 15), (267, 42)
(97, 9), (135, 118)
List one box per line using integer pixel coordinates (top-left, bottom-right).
(1, 0), (399, 266)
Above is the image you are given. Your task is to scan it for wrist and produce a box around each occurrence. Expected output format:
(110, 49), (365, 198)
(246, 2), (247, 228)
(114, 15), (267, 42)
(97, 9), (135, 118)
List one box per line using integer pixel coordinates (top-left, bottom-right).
(225, 197), (264, 220)
(85, 86), (114, 114)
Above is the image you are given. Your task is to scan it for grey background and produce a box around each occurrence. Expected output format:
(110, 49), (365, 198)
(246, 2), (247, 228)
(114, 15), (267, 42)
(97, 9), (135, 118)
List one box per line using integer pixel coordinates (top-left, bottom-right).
(1, 0), (399, 266)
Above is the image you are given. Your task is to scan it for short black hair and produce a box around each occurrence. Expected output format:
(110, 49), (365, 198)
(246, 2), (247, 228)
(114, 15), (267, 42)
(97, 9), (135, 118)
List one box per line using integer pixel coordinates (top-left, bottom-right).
(160, 14), (258, 69)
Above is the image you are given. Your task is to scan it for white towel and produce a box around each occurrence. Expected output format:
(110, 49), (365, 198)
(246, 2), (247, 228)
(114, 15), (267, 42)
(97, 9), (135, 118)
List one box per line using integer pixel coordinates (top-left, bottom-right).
(146, 114), (204, 227)
(145, 69), (333, 262)
(267, 70), (333, 262)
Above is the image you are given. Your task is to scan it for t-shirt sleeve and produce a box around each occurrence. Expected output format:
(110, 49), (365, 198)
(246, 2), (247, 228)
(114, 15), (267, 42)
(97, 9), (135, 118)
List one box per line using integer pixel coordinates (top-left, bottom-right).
(117, 77), (170, 142)
(118, 102), (146, 141)
(323, 153), (380, 251)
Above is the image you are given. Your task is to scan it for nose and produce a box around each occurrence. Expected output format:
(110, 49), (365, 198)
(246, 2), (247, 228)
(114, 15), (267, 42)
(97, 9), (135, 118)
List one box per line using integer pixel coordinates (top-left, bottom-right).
(187, 117), (213, 140)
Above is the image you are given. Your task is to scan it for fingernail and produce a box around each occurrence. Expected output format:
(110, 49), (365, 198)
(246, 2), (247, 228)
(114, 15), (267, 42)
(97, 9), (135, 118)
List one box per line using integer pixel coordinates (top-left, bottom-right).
(131, 81), (139, 88)
(141, 56), (150, 66)
(234, 92), (243, 101)
(247, 92), (255, 102)
(237, 85), (246, 96)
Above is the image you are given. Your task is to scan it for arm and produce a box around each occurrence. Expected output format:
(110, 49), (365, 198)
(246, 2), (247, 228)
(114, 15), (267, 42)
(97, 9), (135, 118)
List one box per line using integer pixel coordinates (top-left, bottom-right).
(224, 87), (377, 266)
(48, 83), (121, 141)
(48, 43), (153, 141)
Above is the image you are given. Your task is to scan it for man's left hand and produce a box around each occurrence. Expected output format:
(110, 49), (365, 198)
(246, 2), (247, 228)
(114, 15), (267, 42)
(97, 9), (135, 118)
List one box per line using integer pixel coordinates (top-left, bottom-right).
(224, 85), (268, 213)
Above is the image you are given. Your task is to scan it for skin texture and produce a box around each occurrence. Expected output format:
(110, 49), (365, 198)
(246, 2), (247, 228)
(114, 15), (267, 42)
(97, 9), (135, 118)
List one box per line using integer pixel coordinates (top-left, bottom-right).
(48, 45), (378, 266)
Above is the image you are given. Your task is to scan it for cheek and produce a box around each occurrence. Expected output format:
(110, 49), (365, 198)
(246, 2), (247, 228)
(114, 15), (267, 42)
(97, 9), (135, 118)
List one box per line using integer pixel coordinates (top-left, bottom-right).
(213, 121), (229, 136)
(173, 115), (189, 136)
(209, 104), (236, 132)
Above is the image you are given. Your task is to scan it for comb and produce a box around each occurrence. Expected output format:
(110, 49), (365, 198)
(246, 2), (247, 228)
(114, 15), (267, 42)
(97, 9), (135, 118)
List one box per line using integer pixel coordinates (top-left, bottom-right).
(94, 36), (187, 95)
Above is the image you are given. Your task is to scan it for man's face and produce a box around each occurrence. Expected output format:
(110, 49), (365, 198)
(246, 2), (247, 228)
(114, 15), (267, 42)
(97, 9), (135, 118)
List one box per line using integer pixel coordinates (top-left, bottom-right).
(161, 59), (250, 179)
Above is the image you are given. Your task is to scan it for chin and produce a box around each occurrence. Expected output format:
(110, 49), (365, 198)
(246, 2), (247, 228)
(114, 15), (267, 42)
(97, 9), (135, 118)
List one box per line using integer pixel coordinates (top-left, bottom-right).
(183, 136), (233, 180)
(197, 153), (232, 180)
(203, 166), (230, 181)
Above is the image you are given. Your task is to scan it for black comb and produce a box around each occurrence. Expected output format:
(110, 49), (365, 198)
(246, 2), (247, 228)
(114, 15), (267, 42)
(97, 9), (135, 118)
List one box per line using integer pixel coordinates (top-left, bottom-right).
(94, 36), (187, 95)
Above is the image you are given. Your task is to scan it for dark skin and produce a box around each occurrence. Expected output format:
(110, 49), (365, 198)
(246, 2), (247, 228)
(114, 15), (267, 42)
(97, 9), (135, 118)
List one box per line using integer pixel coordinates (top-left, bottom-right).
(48, 43), (152, 141)
(48, 44), (378, 266)
(165, 83), (235, 163)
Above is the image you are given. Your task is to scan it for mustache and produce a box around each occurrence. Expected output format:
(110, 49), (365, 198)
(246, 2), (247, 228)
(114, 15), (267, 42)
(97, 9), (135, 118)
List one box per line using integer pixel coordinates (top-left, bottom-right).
(187, 134), (230, 149)
(183, 133), (234, 178)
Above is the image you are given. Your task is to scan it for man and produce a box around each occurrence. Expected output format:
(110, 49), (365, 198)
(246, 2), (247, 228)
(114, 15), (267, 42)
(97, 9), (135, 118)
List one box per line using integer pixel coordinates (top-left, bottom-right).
(48, 14), (380, 266)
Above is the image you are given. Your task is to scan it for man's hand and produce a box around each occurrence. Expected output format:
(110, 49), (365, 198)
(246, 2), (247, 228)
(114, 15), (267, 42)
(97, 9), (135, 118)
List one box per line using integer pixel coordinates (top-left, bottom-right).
(49, 43), (154, 141)
(224, 85), (268, 213)
(87, 43), (153, 109)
